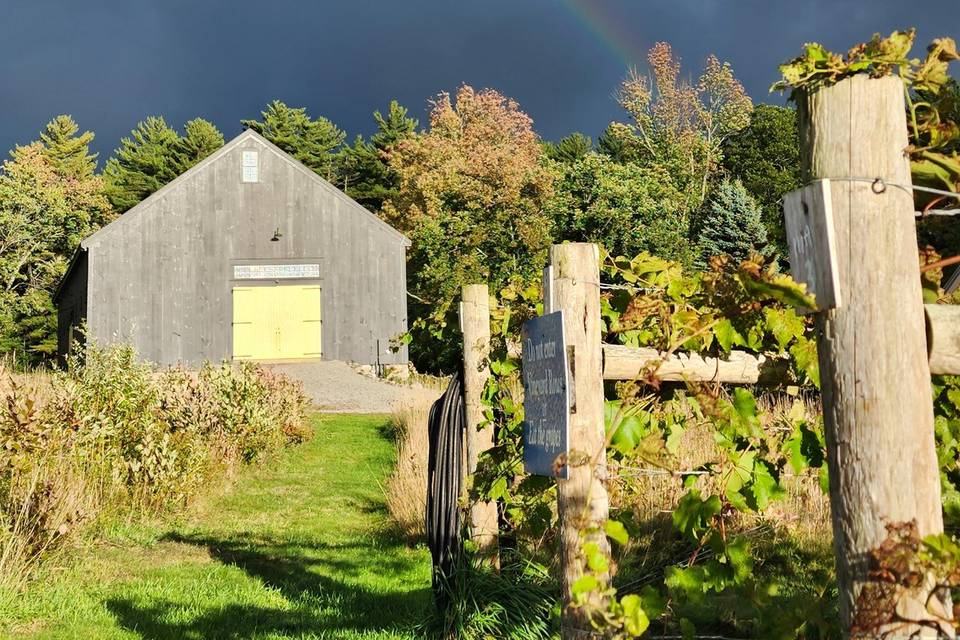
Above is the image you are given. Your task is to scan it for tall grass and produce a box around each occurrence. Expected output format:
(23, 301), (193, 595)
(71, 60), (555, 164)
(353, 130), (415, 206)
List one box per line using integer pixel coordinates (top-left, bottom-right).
(424, 557), (557, 640)
(609, 391), (830, 590)
(380, 379), (832, 635)
(383, 388), (440, 542)
(0, 344), (311, 590)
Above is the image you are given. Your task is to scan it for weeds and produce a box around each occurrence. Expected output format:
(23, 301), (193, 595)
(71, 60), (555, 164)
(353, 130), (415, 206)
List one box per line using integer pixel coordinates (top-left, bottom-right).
(0, 344), (310, 589)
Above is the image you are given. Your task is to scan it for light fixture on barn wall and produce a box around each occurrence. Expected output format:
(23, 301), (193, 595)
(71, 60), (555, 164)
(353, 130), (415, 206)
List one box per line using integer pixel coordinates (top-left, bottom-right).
(270, 227), (283, 242)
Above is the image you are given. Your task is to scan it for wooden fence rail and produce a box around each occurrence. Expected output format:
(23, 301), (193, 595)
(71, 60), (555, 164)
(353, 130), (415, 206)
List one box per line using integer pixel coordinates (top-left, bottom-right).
(604, 300), (960, 383)
(459, 251), (960, 636)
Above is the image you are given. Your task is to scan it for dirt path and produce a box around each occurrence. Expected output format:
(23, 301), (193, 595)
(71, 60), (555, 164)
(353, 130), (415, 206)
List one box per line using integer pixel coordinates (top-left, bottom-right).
(267, 361), (407, 413)
(1, 414), (432, 640)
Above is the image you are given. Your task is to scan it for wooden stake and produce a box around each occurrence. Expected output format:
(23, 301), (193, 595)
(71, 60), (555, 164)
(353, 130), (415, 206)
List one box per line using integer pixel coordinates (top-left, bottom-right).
(798, 75), (946, 632)
(926, 304), (960, 375)
(460, 284), (499, 562)
(549, 244), (611, 639)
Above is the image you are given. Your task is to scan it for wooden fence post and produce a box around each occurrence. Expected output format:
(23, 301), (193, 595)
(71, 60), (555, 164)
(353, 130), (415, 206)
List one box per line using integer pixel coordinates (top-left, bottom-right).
(460, 284), (499, 563)
(548, 244), (611, 639)
(798, 75), (947, 631)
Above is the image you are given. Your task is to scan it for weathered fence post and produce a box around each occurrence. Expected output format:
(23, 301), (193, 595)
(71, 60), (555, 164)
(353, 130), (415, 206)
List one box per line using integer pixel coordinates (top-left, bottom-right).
(798, 75), (946, 631)
(548, 244), (611, 639)
(460, 284), (499, 562)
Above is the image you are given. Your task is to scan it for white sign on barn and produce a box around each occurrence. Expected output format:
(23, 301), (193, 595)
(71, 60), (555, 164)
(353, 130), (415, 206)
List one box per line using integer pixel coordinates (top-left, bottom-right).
(783, 179), (842, 314)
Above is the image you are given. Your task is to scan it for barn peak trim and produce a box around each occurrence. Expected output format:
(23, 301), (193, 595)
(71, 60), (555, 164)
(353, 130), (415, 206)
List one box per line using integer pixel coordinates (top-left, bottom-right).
(80, 129), (410, 249)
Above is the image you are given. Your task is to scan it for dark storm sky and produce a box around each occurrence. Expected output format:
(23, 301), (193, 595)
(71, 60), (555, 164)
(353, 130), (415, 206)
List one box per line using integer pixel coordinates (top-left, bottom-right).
(1, 0), (959, 164)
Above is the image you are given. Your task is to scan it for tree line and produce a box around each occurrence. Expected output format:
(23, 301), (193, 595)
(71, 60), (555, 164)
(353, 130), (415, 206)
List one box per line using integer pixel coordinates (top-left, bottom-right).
(0, 42), (805, 371)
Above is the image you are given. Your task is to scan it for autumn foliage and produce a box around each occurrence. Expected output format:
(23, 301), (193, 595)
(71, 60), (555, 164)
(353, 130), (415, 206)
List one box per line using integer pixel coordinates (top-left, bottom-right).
(384, 86), (555, 369)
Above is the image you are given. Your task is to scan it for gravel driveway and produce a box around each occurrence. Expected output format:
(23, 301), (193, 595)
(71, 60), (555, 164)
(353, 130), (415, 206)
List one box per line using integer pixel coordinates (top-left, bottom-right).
(267, 361), (407, 413)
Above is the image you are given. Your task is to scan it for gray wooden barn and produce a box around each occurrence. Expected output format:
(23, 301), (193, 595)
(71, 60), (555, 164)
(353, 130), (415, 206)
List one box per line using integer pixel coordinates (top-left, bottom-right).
(55, 129), (410, 366)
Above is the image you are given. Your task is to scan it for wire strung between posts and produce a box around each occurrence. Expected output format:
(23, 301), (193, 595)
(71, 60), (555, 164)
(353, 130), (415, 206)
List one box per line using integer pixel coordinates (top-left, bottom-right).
(561, 280), (665, 294)
(609, 466), (710, 478)
(920, 209), (960, 216)
(800, 176), (960, 216)
(614, 522), (776, 593)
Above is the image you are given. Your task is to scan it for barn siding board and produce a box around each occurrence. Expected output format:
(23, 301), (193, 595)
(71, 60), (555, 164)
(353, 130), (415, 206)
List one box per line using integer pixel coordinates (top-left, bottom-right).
(62, 131), (408, 366)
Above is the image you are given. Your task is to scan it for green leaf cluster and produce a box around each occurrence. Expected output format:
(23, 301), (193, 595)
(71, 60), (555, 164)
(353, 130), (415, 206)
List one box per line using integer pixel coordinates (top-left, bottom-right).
(599, 250), (818, 386)
(774, 30), (960, 212)
(932, 375), (960, 525)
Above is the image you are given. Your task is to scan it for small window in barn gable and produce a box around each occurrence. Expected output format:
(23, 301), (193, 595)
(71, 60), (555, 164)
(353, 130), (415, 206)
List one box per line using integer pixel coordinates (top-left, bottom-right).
(242, 150), (259, 183)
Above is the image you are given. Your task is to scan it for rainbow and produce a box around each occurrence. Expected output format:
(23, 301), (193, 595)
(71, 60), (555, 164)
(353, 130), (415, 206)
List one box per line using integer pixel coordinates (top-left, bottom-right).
(558, 0), (648, 67)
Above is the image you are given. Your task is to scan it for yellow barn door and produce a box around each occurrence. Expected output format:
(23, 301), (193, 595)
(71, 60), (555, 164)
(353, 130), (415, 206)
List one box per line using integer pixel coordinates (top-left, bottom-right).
(232, 285), (322, 361)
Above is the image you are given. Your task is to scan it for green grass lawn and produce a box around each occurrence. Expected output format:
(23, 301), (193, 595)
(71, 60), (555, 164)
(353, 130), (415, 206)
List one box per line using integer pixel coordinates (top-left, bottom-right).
(0, 414), (432, 640)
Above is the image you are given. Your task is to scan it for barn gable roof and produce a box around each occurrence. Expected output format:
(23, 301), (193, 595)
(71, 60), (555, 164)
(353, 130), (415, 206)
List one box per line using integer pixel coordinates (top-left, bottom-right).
(81, 128), (410, 249)
(52, 246), (86, 303)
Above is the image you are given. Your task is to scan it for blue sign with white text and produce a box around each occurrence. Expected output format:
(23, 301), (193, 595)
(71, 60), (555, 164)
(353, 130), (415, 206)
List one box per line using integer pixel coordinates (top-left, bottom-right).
(521, 311), (570, 478)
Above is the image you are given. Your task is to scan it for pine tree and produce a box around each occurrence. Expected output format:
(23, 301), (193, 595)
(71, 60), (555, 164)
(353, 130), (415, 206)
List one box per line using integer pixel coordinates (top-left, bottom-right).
(39, 115), (97, 179)
(103, 117), (224, 212)
(241, 100), (345, 178)
(544, 132), (592, 163)
(695, 178), (770, 267)
(171, 118), (224, 174)
(337, 100), (417, 210)
(103, 116), (181, 212)
(370, 100), (418, 150)
(597, 123), (641, 163)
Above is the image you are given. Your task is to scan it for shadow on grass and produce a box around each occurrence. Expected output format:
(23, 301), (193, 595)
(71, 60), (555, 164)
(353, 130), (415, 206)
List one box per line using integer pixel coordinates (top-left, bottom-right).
(105, 531), (432, 639)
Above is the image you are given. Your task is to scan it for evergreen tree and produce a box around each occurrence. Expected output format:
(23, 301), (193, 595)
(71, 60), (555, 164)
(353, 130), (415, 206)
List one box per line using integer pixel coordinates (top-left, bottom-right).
(694, 179), (770, 268)
(242, 100), (345, 178)
(103, 116), (181, 212)
(171, 118), (224, 174)
(543, 132), (592, 163)
(597, 123), (641, 163)
(337, 100), (417, 211)
(39, 115), (97, 179)
(103, 117), (224, 212)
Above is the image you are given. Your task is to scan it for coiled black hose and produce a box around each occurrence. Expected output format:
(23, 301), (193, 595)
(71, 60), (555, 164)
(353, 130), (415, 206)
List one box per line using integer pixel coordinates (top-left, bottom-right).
(426, 369), (465, 610)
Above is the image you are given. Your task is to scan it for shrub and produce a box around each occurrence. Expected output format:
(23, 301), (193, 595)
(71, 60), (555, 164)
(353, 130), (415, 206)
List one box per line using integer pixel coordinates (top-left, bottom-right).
(0, 344), (310, 588)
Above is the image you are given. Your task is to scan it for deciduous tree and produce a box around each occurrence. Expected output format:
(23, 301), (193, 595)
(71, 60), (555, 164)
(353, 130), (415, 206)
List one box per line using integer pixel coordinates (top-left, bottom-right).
(610, 43), (753, 210)
(384, 85), (555, 371)
(0, 143), (112, 358)
(550, 152), (689, 262)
